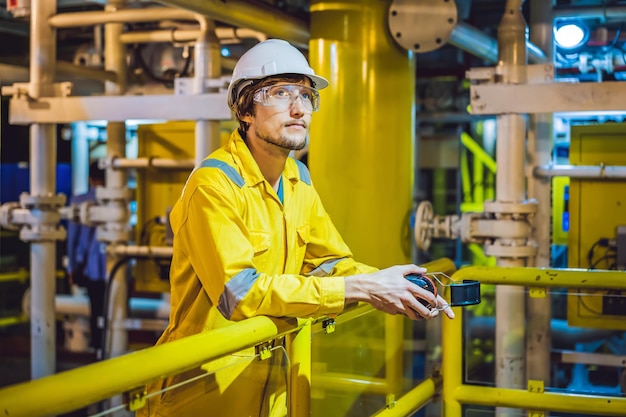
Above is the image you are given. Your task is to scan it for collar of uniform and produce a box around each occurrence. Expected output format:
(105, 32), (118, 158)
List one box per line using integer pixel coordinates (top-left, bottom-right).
(229, 129), (265, 187)
(229, 130), (304, 187)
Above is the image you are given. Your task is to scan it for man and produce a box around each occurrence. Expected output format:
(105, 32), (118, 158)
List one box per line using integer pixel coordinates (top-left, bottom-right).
(67, 161), (107, 355)
(141, 39), (454, 416)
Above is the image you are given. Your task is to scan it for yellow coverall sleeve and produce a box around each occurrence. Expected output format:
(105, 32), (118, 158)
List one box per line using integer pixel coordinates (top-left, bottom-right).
(176, 174), (348, 322)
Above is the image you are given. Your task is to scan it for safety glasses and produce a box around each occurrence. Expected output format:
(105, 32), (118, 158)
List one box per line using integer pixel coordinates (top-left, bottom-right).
(253, 84), (320, 112)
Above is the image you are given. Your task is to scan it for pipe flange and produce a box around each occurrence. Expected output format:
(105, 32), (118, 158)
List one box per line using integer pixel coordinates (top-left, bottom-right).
(0, 202), (22, 231)
(79, 201), (96, 227)
(95, 186), (134, 202)
(20, 226), (66, 242)
(19, 193), (66, 208)
(484, 242), (538, 258)
(388, 0), (457, 53)
(90, 205), (129, 224)
(483, 199), (538, 215)
(97, 226), (132, 244)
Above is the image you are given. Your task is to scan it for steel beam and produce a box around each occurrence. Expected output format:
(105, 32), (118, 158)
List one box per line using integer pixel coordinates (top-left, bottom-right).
(8, 93), (232, 124)
(470, 81), (626, 114)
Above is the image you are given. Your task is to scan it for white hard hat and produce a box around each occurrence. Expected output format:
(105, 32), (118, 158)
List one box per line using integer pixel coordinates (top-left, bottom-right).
(227, 39), (329, 108)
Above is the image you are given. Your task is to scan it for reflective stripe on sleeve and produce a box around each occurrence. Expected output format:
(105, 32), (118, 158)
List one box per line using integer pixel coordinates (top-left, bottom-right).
(217, 268), (261, 319)
(199, 159), (245, 188)
(305, 257), (347, 277)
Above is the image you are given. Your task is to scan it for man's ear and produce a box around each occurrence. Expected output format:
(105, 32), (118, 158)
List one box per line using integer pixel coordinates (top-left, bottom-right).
(240, 112), (253, 124)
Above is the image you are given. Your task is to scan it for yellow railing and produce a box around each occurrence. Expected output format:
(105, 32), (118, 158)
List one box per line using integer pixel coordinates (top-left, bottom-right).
(1, 261), (625, 417)
(443, 266), (626, 417)
(0, 258), (455, 417)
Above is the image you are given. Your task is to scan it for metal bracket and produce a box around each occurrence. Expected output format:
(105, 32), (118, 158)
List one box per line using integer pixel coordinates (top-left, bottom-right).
(527, 379), (545, 417)
(529, 287), (547, 298)
(1, 81), (73, 99)
(256, 342), (273, 361)
(124, 387), (147, 412)
(385, 394), (396, 409)
(322, 318), (336, 334)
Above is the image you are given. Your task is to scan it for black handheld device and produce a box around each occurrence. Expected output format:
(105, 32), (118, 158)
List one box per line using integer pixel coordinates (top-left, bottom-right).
(405, 274), (437, 307)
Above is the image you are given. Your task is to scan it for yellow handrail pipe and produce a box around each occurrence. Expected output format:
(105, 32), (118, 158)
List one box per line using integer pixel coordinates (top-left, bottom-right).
(375, 375), (442, 417)
(453, 265), (626, 289)
(455, 385), (626, 416)
(0, 315), (305, 417)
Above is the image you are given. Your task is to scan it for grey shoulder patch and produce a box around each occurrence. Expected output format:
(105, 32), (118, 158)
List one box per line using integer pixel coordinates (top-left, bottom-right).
(198, 159), (245, 188)
(294, 159), (311, 186)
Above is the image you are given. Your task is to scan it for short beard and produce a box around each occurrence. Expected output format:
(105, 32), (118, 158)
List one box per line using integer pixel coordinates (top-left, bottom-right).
(258, 131), (306, 152)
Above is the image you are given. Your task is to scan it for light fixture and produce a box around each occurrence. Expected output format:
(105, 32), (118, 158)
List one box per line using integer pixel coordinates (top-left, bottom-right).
(554, 22), (589, 49)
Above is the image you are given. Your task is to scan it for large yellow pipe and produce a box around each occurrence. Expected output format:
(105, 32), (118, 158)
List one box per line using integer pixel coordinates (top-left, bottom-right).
(308, 0), (415, 268)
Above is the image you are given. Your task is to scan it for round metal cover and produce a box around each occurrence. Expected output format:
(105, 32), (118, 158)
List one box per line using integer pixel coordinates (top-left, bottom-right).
(388, 0), (457, 53)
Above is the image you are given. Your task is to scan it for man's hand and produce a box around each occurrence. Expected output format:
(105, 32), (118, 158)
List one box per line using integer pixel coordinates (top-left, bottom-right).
(344, 264), (455, 320)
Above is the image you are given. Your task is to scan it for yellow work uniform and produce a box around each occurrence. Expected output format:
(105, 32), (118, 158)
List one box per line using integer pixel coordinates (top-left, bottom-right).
(141, 130), (376, 417)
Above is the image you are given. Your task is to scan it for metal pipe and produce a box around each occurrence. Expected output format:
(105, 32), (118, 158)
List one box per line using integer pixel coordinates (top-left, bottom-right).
(106, 157), (195, 170)
(534, 164), (626, 179)
(454, 385), (626, 416)
(119, 28), (199, 44)
(287, 320), (311, 417)
(385, 314), (404, 395)
(527, 0), (554, 392)
(0, 315), (303, 417)
(108, 244), (173, 258)
(0, 269), (30, 283)
(194, 17), (222, 164)
(56, 60), (116, 83)
(374, 376), (442, 417)
(159, 0), (308, 48)
(311, 373), (388, 394)
(48, 7), (198, 28)
(453, 265), (626, 289)
(29, 0), (58, 380)
(442, 303), (463, 417)
(553, 5), (626, 22)
(449, 22), (548, 64)
(494, 4), (528, 416)
(103, 2), (129, 362)
(118, 27), (267, 45)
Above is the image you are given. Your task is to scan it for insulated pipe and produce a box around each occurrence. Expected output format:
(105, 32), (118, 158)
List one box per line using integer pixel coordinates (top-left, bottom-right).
(108, 245), (173, 259)
(48, 7), (198, 28)
(553, 5), (626, 21)
(494, 3), (528, 416)
(56, 61), (116, 83)
(29, 0), (58, 380)
(449, 22), (548, 64)
(534, 164), (626, 179)
(106, 157), (195, 170)
(159, 0), (308, 48)
(103, 1), (129, 362)
(527, 0), (554, 391)
(194, 17), (222, 164)
(118, 27), (267, 44)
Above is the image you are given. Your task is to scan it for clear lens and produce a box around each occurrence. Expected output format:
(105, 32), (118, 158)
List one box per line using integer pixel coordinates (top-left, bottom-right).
(254, 84), (320, 112)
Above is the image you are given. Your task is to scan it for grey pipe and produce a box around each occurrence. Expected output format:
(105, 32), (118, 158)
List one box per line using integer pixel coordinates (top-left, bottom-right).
(449, 22), (548, 64)
(534, 164), (626, 179)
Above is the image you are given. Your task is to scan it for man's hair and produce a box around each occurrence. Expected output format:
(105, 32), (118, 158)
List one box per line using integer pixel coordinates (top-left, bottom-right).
(233, 74), (311, 136)
(89, 161), (105, 183)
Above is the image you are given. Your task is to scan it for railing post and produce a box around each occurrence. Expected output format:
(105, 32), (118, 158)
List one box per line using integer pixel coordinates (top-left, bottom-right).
(286, 320), (312, 417)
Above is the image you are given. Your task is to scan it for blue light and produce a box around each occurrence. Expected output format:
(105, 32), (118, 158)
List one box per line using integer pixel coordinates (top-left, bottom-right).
(555, 23), (588, 49)
(221, 47), (231, 57)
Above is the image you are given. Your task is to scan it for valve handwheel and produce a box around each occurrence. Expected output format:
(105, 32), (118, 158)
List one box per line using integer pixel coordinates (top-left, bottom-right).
(414, 201), (434, 251)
